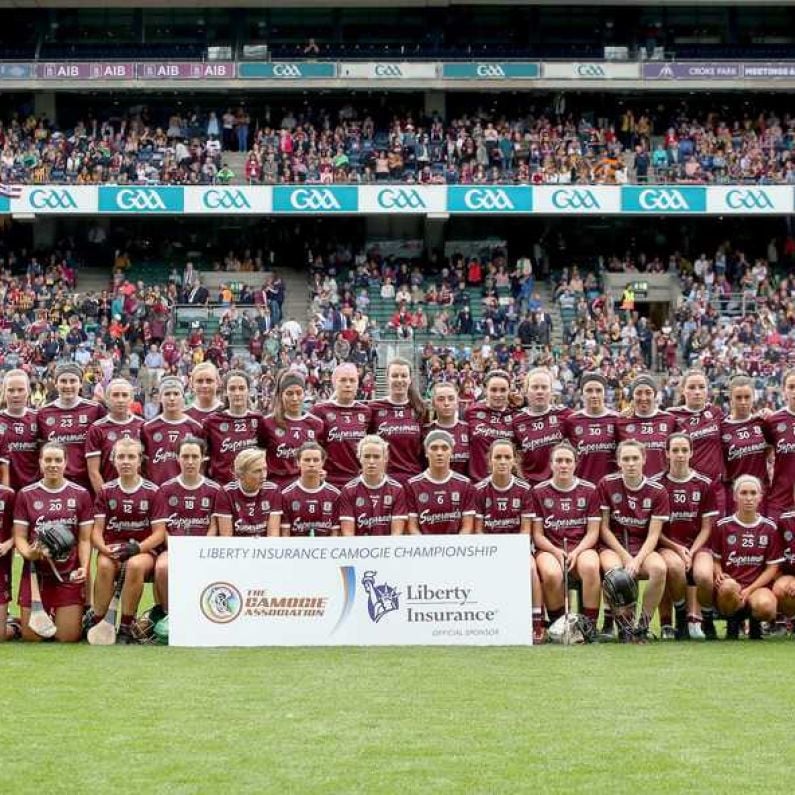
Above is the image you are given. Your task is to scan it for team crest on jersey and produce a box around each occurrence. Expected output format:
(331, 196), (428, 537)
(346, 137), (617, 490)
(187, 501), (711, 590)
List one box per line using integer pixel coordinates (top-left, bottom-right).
(108, 431), (118, 442)
(327, 412), (336, 421)
(728, 534), (737, 544)
(275, 428), (285, 438)
(378, 410), (387, 419)
(46, 416), (56, 426)
(577, 498), (586, 508)
(220, 423), (229, 433)
(626, 424), (636, 433)
(693, 492), (701, 501)
(778, 423), (787, 433)
(201, 498), (210, 508)
(574, 426), (583, 436)
(785, 531), (793, 542)
(262, 500), (270, 511)
(512, 498), (521, 509)
(33, 500), (43, 510)
(612, 493), (622, 503)
(384, 495), (393, 507)
(108, 499), (117, 510)
(642, 498), (651, 508)
(451, 492), (460, 503)
(358, 413), (366, 423)
(760, 535), (769, 546)
(550, 416), (558, 426)
(79, 415), (88, 424)
(292, 500), (300, 510)
(153, 432), (163, 442)
(169, 496), (179, 507)
(705, 411), (712, 420)
(356, 497), (365, 507)
(485, 498), (492, 509)
(607, 424), (615, 433)
(323, 501), (332, 512)
(140, 500), (149, 511)
(477, 412), (486, 420)
(419, 493), (429, 503)
(658, 423), (667, 432)
(544, 498), (554, 508)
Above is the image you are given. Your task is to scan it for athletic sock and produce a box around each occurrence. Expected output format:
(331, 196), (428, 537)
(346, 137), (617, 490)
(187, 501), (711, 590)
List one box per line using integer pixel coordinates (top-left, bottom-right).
(120, 613), (134, 629)
(547, 607), (564, 623)
(583, 607), (599, 621)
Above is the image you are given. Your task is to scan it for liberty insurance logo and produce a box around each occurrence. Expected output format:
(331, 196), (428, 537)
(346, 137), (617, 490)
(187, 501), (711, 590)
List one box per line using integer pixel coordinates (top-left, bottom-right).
(200, 582), (243, 624)
(362, 570), (400, 623)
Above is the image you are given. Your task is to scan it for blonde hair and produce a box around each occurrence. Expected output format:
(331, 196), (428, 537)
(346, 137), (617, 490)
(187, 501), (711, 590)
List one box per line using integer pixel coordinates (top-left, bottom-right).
(234, 448), (266, 478)
(357, 434), (389, 461)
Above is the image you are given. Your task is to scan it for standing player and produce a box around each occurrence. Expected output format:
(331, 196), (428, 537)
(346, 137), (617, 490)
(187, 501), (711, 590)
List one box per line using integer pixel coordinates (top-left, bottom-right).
(262, 371), (323, 488)
(598, 440), (670, 641)
(764, 368), (795, 520)
(406, 430), (475, 535)
(339, 435), (406, 536)
(713, 475), (783, 640)
(424, 382), (470, 476)
(656, 433), (719, 640)
(563, 372), (618, 485)
(616, 374), (677, 479)
(0, 369), (40, 491)
(532, 441), (602, 638)
(38, 362), (106, 491)
(0, 481), (15, 641)
(141, 377), (204, 485)
(311, 363), (371, 489)
(465, 370), (515, 482)
(152, 436), (232, 615)
(474, 439), (543, 641)
(720, 375), (770, 512)
(512, 368), (569, 486)
(205, 370), (268, 485)
(669, 369), (726, 516)
(369, 357), (426, 485)
(224, 448), (282, 537)
(91, 438), (164, 644)
(13, 442), (94, 642)
(185, 362), (223, 424)
(279, 442), (341, 537)
(86, 378), (145, 493)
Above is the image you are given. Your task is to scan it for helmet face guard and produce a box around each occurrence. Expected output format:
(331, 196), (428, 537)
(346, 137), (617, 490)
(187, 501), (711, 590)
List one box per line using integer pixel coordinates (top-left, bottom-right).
(130, 609), (161, 645)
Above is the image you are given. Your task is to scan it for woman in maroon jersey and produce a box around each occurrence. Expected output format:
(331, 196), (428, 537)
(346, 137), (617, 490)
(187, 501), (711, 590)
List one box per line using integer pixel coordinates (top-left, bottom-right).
(91, 437), (165, 644)
(532, 441), (602, 640)
(720, 375), (770, 512)
(263, 370), (323, 488)
(311, 363), (371, 489)
(670, 369), (726, 516)
(0, 479), (14, 641)
(714, 475), (782, 640)
(339, 435), (406, 536)
(465, 369), (515, 482)
(598, 439), (669, 641)
(224, 448), (282, 538)
(279, 442), (341, 537)
(657, 433), (720, 640)
(186, 361), (223, 423)
(13, 441), (94, 642)
(425, 382), (470, 476)
(0, 368), (40, 491)
(368, 357), (426, 485)
(763, 368), (795, 520)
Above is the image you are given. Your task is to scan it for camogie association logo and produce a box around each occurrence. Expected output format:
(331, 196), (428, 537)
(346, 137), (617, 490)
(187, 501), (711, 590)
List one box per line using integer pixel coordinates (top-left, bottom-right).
(200, 581), (243, 624)
(362, 570), (400, 623)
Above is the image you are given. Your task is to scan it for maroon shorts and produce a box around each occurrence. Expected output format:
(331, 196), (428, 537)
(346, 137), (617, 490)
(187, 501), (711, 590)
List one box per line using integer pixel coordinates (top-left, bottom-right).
(0, 553), (10, 605)
(17, 568), (84, 612)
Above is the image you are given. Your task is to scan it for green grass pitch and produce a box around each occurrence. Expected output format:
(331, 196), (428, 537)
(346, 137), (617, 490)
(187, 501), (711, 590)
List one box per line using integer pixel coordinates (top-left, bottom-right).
(1, 641), (793, 793)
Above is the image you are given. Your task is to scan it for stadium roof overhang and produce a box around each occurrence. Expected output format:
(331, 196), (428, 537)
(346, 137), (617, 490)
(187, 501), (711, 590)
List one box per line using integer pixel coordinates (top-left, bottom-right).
(0, 0), (791, 6)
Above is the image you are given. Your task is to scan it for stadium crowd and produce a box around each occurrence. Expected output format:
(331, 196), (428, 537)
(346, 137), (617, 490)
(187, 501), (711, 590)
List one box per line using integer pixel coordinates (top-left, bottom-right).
(1, 101), (794, 186)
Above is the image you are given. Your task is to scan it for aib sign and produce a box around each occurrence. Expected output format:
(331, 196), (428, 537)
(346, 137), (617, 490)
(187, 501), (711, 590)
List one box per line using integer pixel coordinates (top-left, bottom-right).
(98, 187), (184, 213)
(447, 186), (532, 213)
(621, 187), (706, 213)
(272, 186), (358, 213)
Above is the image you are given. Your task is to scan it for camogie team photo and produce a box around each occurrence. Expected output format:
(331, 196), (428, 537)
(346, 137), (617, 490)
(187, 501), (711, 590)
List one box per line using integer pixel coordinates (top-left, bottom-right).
(1, 359), (792, 646)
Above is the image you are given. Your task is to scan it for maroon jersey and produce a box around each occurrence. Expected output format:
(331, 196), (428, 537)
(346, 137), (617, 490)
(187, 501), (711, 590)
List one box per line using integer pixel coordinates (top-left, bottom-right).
(779, 510), (795, 572)
(465, 403), (514, 482)
(338, 476), (407, 536)
(14, 480), (94, 577)
(85, 415), (146, 483)
(0, 408), (39, 490)
(261, 413), (323, 487)
(93, 478), (162, 544)
(185, 402), (222, 425)
(564, 410), (619, 483)
(598, 474), (670, 555)
(153, 476), (231, 537)
(616, 411), (678, 478)
(655, 471), (718, 547)
(224, 480), (282, 537)
(140, 415), (204, 485)
(38, 398), (106, 489)
(721, 417), (769, 495)
(368, 399), (423, 484)
(0, 485), (15, 604)
(474, 476), (534, 535)
(764, 409), (795, 516)
(712, 514), (783, 587)
(406, 471), (475, 535)
(512, 406), (570, 485)
(531, 478), (600, 547)
(423, 419), (470, 476)
(670, 405), (725, 484)
(204, 410), (268, 486)
(311, 400), (372, 487)
(280, 481), (341, 537)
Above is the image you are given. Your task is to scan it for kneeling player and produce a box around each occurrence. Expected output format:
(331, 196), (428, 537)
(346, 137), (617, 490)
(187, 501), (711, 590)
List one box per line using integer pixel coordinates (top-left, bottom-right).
(532, 442), (601, 639)
(153, 437), (232, 615)
(224, 448), (282, 537)
(92, 438), (165, 644)
(714, 475), (783, 640)
(656, 433), (719, 640)
(598, 440), (670, 641)
(0, 482), (15, 640)
(13, 442), (93, 642)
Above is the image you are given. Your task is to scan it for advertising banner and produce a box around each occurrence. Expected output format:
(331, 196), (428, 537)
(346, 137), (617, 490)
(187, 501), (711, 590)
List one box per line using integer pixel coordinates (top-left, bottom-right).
(338, 62), (436, 79)
(238, 61), (336, 79)
(641, 61), (795, 81)
(15, 186), (96, 214)
(272, 185), (359, 213)
(706, 185), (792, 214)
(620, 186), (707, 213)
(533, 186), (621, 214)
(135, 61), (235, 79)
(0, 63), (34, 79)
(169, 535), (532, 647)
(447, 186), (533, 213)
(183, 186), (270, 214)
(359, 185), (446, 214)
(441, 62), (539, 79)
(97, 186), (185, 213)
(38, 62), (135, 80)
(542, 62), (640, 80)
